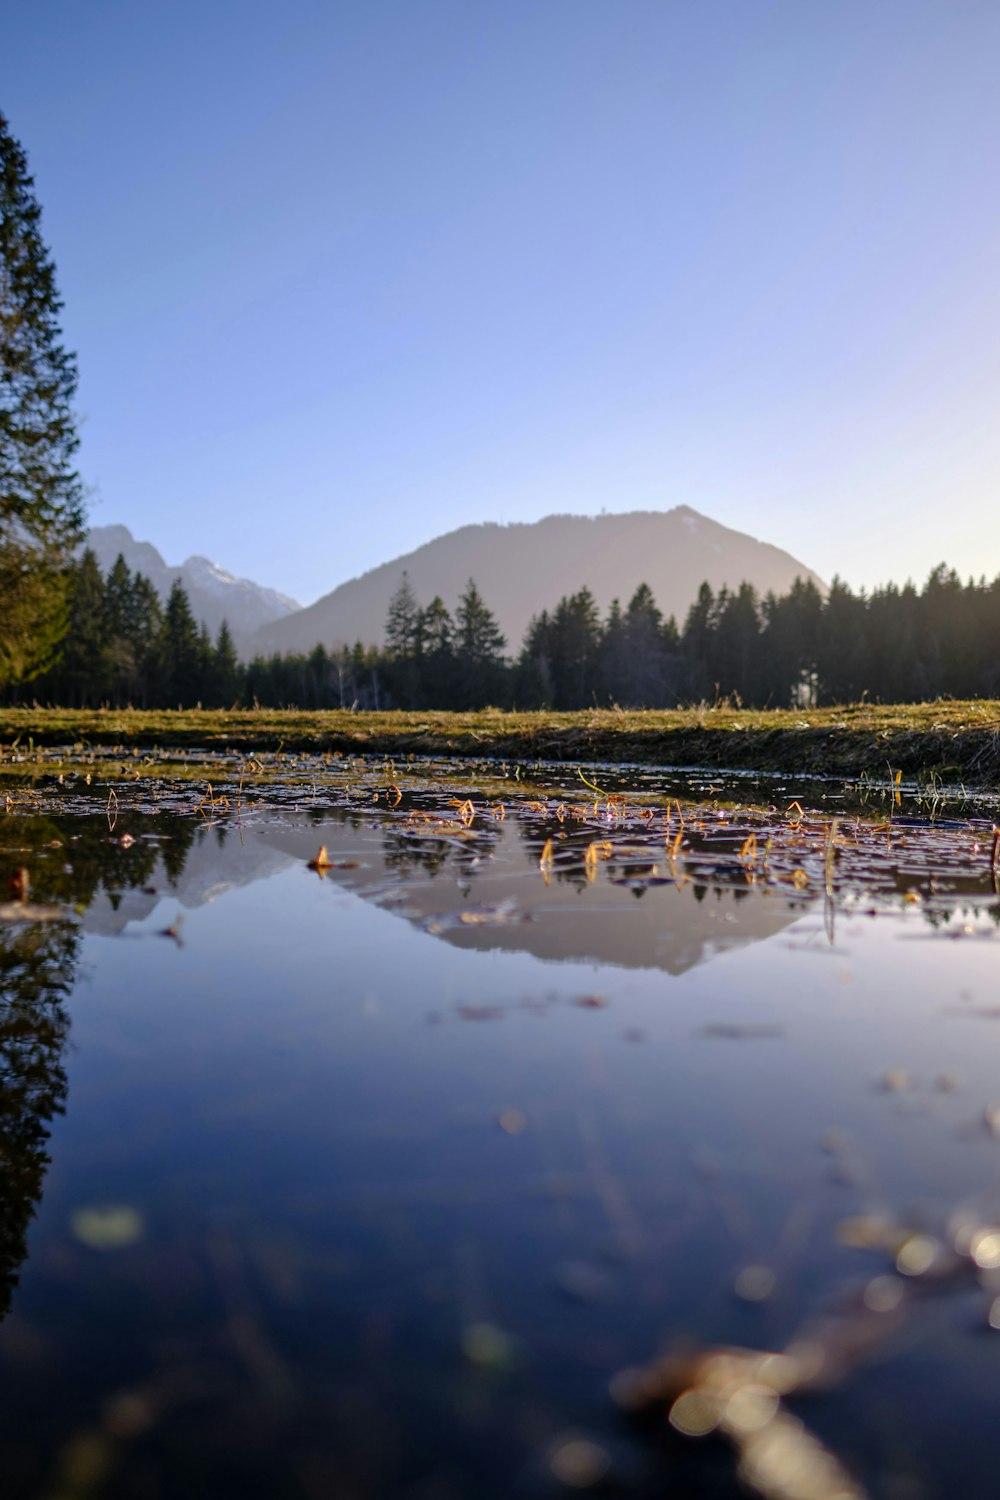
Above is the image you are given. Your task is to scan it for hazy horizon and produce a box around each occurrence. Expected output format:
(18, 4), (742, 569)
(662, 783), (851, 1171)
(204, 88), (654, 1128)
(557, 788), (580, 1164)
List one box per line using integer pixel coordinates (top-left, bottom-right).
(4, 1), (999, 606)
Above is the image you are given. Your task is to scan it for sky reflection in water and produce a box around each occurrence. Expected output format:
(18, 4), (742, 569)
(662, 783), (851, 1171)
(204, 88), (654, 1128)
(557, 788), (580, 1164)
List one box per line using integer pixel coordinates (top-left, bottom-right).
(0, 765), (999, 1499)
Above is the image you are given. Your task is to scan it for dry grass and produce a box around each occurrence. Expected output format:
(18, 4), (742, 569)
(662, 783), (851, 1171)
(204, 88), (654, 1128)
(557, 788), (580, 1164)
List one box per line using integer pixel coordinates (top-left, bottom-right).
(0, 701), (998, 780)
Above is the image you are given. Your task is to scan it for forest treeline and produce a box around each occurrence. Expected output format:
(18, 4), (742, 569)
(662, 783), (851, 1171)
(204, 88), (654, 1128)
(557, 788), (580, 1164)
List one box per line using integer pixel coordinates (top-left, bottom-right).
(8, 548), (1000, 710)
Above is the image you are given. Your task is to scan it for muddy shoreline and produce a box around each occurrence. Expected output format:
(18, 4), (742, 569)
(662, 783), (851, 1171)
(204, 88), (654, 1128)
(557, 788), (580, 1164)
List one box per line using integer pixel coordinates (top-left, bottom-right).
(2, 705), (999, 782)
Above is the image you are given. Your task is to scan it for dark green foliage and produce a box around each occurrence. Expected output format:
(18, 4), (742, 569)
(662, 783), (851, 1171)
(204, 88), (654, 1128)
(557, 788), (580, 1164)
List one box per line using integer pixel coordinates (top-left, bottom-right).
(9, 549), (1000, 711)
(517, 609), (555, 707)
(384, 572), (423, 707)
(159, 580), (203, 707)
(680, 582), (715, 702)
(817, 578), (867, 705)
(385, 572), (420, 657)
(759, 577), (824, 706)
(549, 589), (601, 708)
(46, 548), (108, 705)
(103, 553), (143, 704)
(28, 556), (239, 709)
(420, 596), (455, 707)
(127, 573), (164, 706)
(454, 579), (506, 707)
(713, 583), (761, 705)
(598, 598), (628, 703)
(379, 577), (504, 708)
(621, 584), (674, 706)
(0, 114), (85, 682)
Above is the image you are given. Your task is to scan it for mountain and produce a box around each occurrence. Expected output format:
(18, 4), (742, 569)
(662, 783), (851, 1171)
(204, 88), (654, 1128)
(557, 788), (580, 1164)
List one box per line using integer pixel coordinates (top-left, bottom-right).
(85, 524), (301, 654)
(249, 506), (825, 657)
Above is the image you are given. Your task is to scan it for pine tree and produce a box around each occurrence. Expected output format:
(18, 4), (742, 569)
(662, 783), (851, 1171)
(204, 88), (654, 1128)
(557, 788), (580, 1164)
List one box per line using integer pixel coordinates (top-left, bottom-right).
(517, 609), (555, 707)
(196, 622), (215, 702)
(385, 572), (420, 656)
(713, 582), (761, 703)
(129, 572), (163, 707)
(680, 582), (716, 702)
(455, 578), (506, 707)
(384, 571), (423, 706)
(103, 553), (140, 705)
(49, 550), (108, 705)
(621, 583), (668, 706)
(759, 577), (823, 706)
(598, 599), (628, 705)
(549, 588), (601, 708)
(420, 596), (455, 706)
(305, 643), (331, 708)
(0, 114), (85, 683)
(817, 578), (866, 705)
(158, 580), (202, 706)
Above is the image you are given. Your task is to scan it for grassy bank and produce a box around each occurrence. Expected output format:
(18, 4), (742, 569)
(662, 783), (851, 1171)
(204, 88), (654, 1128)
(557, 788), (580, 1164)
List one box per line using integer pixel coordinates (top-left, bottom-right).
(0, 702), (999, 781)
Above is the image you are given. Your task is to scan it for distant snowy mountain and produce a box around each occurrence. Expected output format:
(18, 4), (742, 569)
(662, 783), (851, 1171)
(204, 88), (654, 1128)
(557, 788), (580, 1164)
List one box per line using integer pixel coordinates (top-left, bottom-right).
(85, 525), (300, 655)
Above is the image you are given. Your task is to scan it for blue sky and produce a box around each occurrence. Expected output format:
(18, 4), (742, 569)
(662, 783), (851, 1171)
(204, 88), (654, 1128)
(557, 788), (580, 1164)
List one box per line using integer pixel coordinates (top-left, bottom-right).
(4, 0), (999, 605)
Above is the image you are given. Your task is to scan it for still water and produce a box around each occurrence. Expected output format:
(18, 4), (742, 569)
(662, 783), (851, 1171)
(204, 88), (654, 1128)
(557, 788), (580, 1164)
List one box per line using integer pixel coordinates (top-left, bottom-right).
(1, 756), (999, 1499)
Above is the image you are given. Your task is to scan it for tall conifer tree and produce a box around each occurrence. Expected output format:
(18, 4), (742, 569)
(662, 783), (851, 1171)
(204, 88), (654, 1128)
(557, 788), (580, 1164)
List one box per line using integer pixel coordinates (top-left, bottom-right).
(0, 114), (84, 683)
(455, 579), (506, 707)
(158, 580), (203, 706)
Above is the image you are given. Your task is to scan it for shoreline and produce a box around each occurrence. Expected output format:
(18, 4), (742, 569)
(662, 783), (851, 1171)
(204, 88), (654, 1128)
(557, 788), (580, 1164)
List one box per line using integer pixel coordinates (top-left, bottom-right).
(1, 703), (999, 782)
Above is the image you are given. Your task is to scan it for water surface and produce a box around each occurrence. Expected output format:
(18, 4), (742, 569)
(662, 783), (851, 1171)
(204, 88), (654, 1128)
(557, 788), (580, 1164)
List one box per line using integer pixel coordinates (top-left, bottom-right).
(0, 758), (999, 1499)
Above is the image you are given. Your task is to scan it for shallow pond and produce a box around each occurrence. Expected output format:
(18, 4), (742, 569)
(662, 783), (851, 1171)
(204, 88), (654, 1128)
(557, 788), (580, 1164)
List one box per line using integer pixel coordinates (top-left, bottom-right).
(1, 755), (999, 1499)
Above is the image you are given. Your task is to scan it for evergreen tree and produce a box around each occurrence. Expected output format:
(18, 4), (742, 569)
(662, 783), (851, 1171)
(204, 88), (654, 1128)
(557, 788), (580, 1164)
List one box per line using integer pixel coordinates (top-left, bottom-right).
(48, 550), (108, 705)
(192, 621), (214, 703)
(680, 582), (715, 702)
(420, 596), (455, 706)
(817, 577), (866, 704)
(102, 553), (133, 638)
(304, 643), (331, 708)
(598, 599), (628, 705)
(713, 582), (761, 703)
(129, 572), (163, 707)
(206, 620), (241, 707)
(103, 553), (141, 704)
(384, 571), (423, 706)
(0, 114), (85, 683)
(549, 588), (601, 707)
(455, 578), (506, 707)
(621, 583), (669, 706)
(917, 564), (965, 698)
(517, 610), (555, 707)
(759, 577), (823, 705)
(385, 571), (420, 655)
(244, 654), (270, 707)
(158, 580), (202, 706)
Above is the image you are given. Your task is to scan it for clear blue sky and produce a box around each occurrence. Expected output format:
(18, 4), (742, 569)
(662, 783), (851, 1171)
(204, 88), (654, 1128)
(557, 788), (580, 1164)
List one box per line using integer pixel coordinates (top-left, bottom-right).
(3, 0), (999, 605)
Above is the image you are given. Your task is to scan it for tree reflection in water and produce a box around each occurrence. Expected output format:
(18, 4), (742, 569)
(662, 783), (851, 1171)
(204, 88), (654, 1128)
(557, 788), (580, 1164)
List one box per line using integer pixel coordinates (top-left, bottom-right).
(0, 916), (75, 1322)
(0, 811), (198, 1326)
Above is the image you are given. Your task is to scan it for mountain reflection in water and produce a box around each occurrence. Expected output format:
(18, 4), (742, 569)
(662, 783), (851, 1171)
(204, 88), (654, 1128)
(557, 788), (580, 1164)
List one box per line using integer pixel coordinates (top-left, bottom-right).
(68, 799), (997, 980)
(255, 814), (805, 976)
(42, 803), (815, 977)
(0, 776), (999, 1500)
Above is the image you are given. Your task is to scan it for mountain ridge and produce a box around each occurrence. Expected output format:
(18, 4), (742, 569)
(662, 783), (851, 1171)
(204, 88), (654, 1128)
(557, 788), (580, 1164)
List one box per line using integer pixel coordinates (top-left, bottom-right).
(249, 505), (825, 657)
(84, 524), (301, 654)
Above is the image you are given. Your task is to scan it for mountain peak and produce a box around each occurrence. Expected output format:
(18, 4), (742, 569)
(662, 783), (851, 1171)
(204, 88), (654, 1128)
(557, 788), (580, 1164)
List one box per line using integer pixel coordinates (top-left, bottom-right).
(251, 507), (825, 657)
(84, 526), (301, 653)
